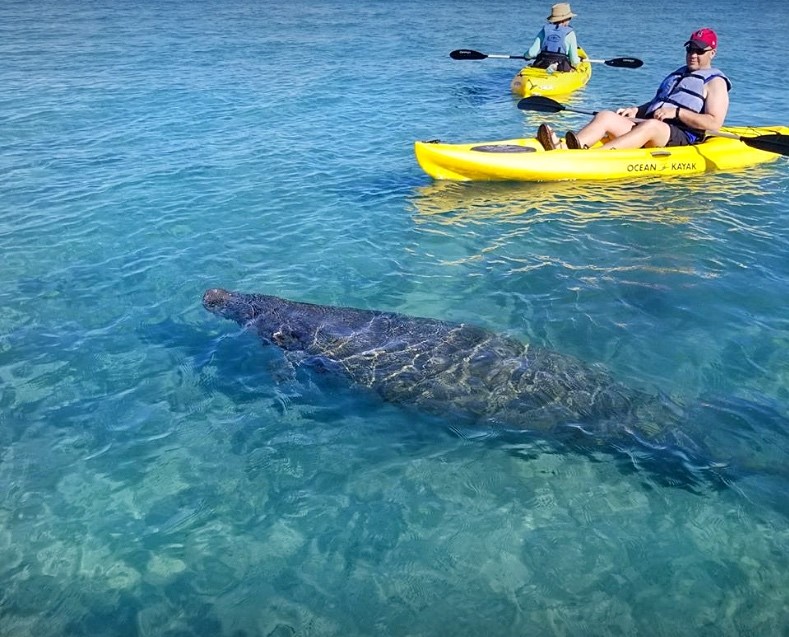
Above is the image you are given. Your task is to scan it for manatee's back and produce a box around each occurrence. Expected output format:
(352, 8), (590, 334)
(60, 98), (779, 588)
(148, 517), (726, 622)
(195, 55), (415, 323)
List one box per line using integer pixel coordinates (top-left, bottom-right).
(206, 290), (739, 486)
(291, 303), (655, 432)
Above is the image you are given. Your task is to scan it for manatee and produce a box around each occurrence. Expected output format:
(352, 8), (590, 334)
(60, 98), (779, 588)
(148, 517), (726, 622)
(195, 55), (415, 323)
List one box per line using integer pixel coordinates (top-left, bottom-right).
(202, 288), (728, 472)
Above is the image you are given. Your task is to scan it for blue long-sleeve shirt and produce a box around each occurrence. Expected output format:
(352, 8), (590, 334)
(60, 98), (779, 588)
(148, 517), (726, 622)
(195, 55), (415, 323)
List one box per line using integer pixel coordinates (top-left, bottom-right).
(526, 26), (581, 67)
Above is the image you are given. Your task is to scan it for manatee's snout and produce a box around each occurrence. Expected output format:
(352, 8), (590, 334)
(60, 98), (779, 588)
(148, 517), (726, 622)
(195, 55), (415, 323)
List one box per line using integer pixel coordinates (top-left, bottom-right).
(203, 288), (233, 313)
(203, 288), (259, 324)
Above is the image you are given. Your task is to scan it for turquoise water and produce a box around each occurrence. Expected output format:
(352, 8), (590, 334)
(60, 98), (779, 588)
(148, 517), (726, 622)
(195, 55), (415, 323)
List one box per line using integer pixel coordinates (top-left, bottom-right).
(2, 0), (789, 634)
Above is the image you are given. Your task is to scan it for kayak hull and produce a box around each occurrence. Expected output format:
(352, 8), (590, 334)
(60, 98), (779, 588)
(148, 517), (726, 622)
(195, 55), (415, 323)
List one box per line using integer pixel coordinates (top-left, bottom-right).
(510, 49), (592, 97)
(414, 127), (789, 182)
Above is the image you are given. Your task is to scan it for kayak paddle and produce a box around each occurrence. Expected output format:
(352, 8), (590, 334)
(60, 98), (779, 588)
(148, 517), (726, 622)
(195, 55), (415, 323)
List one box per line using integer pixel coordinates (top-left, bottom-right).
(517, 96), (789, 156)
(517, 95), (597, 117)
(450, 49), (527, 61)
(449, 49), (643, 68)
(704, 130), (789, 155)
(585, 57), (643, 68)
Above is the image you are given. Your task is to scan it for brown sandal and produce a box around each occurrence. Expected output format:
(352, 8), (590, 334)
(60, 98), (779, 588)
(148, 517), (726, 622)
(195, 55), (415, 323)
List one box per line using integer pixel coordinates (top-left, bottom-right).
(537, 123), (558, 151)
(565, 130), (586, 149)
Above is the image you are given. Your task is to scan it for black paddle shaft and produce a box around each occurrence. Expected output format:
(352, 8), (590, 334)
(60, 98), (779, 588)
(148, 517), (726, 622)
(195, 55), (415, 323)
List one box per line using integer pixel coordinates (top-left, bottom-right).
(450, 49), (643, 67)
(450, 49), (525, 60)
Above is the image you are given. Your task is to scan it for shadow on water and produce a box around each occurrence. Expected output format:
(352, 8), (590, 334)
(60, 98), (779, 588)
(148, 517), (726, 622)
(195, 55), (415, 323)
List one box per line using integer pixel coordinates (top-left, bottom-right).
(138, 317), (461, 447)
(450, 69), (517, 108)
(487, 390), (789, 508)
(427, 387), (789, 515)
(139, 317), (319, 422)
(140, 317), (275, 401)
(683, 393), (789, 515)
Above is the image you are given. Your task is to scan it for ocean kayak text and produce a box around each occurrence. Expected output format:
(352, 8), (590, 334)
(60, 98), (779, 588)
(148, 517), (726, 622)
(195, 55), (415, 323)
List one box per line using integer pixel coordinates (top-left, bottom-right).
(627, 162), (697, 172)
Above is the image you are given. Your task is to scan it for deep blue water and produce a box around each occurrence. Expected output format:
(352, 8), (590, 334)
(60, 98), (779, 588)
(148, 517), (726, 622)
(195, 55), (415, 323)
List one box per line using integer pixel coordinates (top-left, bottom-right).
(2, 0), (789, 635)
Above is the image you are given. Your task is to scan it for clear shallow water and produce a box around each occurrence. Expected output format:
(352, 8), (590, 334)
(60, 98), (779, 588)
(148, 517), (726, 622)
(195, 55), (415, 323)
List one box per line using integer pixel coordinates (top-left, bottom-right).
(1, 0), (789, 635)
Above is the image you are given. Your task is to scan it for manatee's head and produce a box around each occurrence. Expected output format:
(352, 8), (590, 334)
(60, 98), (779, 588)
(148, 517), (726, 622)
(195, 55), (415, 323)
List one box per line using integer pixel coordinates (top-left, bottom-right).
(203, 288), (312, 351)
(203, 288), (261, 325)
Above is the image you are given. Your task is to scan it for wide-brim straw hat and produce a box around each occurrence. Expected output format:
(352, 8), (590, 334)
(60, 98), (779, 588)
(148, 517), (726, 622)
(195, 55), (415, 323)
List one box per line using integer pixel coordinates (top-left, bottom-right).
(547, 3), (576, 22)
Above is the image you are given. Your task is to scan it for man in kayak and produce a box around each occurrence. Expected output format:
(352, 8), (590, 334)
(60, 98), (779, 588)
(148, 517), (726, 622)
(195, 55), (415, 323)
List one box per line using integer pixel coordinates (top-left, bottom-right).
(524, 3), (582, 72)
(536, 28), (730, 151)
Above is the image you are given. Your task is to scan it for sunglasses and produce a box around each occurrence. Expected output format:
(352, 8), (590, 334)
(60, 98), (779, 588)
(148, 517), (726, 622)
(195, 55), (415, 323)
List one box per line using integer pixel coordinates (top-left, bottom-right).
(685, 45), (711, 55)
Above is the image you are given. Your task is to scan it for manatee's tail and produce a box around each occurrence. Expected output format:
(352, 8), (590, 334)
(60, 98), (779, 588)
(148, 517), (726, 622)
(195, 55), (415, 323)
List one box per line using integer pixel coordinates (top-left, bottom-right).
(685, 395), (789, 481)
(558, 417), (728, 492)
(674, 394), (789, 515)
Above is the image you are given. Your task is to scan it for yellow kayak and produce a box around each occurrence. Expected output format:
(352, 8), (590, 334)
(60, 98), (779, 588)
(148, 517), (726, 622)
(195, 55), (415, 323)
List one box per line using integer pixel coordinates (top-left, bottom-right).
(510, 48), (592, 97)
(414, 126), (789, 182)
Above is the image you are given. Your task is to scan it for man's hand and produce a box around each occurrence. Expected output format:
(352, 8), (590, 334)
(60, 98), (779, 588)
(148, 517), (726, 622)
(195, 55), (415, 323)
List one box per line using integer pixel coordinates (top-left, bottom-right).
(615, 106), (640, 118)
(651, 106), (677, 121)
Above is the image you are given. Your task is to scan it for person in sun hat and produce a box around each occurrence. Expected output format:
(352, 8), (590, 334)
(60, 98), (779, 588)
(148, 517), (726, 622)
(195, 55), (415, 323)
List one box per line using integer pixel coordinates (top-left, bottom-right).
(537, 27), (731, 151)
(523, 3), (582, 73)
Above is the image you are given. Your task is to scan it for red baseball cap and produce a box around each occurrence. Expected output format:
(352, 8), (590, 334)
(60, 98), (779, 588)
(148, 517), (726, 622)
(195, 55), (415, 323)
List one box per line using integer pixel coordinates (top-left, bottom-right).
(685, 28), (718, 50)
